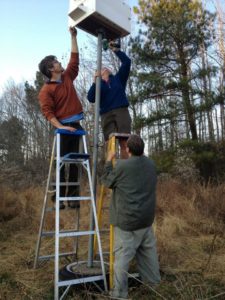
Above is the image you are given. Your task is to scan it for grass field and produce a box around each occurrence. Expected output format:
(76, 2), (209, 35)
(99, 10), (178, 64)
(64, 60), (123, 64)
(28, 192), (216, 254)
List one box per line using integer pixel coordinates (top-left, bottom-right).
(0, 179), (225, 299)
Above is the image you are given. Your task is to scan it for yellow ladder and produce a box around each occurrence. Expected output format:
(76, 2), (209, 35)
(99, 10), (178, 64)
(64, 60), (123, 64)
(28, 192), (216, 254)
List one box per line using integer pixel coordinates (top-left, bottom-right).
(94, 132), (130, 289)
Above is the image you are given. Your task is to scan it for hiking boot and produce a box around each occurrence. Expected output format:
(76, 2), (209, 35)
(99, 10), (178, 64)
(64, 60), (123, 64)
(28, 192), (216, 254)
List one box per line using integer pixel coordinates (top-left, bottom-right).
(68, 201), (80, 209)
(59, 202), (66, 209)
(51, 195), (65, 209)
(53, 201), (65, 209)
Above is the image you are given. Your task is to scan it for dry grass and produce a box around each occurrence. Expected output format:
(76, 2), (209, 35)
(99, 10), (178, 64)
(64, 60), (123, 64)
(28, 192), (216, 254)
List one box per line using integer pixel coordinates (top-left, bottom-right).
(0, 179), (225, 299)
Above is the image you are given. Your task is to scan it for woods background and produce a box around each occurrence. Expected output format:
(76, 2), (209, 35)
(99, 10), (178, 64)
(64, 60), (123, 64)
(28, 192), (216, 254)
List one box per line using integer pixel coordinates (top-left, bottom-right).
(1, 0), (225, 187)
(1, 1), (225, 299)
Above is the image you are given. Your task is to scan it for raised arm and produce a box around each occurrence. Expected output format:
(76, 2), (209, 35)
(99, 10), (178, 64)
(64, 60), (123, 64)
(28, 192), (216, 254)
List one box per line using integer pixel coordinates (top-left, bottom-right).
(70, 27), (78, 53)
(64, 27), (79, 80)
(109, 43), (131, 87)
(101, 152), (120, 189)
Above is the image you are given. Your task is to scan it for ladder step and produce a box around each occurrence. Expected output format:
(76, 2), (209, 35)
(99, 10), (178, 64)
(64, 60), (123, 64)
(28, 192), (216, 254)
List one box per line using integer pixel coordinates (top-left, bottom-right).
(60, 158), (89, 163)
(59, 230), (96, 238)
(58, 275), (105, 287)
(50, 182), (80, 187)
(63, 153), (90, 160)
(59, 196), (92, 201)
(38, 251), (76, 260)
(95, 251), (110, 256)
(41, 230), (74, 236)
(42, 230), (96, 238)
(55, 128), (86, 136)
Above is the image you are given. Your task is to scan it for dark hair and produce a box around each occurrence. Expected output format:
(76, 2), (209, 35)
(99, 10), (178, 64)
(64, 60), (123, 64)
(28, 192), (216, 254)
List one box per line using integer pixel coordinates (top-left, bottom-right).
(38, 55), (57, 79)
(127, 134), (144, 156)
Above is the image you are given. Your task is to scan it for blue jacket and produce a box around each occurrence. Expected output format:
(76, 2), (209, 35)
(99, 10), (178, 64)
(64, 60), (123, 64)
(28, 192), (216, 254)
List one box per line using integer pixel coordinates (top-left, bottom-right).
(87, 50), (131, 115)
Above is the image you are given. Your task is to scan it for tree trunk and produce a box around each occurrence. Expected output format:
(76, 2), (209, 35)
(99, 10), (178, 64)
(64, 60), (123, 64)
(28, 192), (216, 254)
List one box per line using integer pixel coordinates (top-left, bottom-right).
(179, 52), (198, 140)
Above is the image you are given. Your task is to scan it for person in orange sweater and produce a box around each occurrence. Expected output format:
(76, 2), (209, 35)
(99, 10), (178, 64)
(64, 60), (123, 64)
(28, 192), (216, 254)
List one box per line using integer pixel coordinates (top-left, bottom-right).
(38, 27), (83, 209)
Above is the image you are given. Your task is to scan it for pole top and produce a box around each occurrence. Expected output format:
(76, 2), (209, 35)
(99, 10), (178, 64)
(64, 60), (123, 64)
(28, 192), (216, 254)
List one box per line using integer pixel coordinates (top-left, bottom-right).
(68, 0), (131, 39)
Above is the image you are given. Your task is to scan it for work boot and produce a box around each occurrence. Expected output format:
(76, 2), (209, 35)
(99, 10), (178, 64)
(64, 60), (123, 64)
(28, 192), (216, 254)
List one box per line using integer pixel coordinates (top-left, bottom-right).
(51, 195), (65, 209)
(68, 201), (80, 209)
(53, 201), (66, 209)
(59, 202), (66, 209)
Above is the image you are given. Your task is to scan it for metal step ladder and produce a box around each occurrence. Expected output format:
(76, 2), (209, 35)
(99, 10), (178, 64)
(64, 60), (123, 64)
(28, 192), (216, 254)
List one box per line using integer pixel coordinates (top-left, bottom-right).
(34, 128), (107, 299)
(93, 132), (130, 289)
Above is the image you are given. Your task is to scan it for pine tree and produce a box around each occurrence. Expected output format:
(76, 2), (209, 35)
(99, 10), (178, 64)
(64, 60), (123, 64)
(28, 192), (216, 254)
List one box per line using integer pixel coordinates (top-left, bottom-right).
(131, 0), (215, 141)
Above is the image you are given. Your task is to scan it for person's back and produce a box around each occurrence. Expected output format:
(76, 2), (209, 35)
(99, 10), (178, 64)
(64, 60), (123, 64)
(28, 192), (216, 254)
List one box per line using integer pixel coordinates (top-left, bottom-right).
(101, 134), (161, 299)
(108, 155), (157, 231)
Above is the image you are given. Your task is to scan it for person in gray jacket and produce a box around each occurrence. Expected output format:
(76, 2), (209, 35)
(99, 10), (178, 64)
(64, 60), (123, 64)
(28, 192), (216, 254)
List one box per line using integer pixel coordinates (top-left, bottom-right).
(101, 134), (161, 299)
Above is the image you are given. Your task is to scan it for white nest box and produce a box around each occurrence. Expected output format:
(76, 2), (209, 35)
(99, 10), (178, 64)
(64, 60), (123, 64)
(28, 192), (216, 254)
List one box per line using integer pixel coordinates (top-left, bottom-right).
(68, 0), (131, 39)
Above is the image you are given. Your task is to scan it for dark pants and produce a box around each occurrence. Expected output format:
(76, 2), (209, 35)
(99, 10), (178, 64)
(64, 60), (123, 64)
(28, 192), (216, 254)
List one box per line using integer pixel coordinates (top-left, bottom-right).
(53, 123), (83, 199)
(101, 107), (131, 141)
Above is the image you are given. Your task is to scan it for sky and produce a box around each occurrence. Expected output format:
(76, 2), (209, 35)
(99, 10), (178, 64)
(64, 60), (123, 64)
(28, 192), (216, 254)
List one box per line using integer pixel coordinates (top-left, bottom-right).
(0, 0), (138, 93)
(0, 0), (221, 94)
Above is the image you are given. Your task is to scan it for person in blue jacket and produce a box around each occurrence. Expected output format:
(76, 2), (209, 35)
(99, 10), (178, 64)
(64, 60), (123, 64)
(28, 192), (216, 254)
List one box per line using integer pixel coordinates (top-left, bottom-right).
(87, 42), (131, 158)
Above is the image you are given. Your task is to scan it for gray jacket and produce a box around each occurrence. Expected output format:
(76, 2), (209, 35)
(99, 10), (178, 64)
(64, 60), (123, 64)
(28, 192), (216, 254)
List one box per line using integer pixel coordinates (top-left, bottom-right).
(101, 155), (157, 231)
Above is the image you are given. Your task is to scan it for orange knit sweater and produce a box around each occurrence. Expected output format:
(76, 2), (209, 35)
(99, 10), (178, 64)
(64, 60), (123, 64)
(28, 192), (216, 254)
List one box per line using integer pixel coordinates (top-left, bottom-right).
(38, 53), (83, 121)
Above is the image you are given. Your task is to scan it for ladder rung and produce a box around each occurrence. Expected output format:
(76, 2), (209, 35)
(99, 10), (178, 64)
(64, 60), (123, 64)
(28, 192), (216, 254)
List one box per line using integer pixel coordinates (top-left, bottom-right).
(59, 230), (96, 238)
(59, 196), (91, 201)
(41, 230), (61, 237)
(63, 153), (90, 160)
(42, 229), (81, 237)
(38, 251), (76, 260)
(60, 161), (88, 165)
(61, 158), (89, 163)
(58, 275), (105, 287)
(50, 182), (80, 187)
(95, 251), (110, 256)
